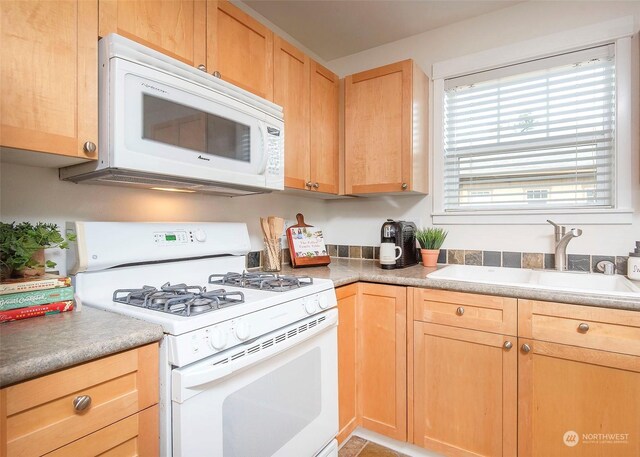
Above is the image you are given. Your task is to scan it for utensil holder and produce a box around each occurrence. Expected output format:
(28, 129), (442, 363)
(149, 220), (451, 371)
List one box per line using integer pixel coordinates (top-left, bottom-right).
(263, 239), (282, 272)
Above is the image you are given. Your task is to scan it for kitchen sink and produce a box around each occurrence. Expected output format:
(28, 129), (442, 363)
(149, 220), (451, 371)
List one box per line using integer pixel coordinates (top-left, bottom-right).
(427, 264), (640, 298)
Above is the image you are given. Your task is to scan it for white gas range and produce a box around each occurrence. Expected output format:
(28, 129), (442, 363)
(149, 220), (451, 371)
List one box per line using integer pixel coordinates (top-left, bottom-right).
(68, 222), (339, 457)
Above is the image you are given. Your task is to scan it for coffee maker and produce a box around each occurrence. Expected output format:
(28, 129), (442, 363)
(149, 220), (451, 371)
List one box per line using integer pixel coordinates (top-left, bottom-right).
(380, 219), (418, 269)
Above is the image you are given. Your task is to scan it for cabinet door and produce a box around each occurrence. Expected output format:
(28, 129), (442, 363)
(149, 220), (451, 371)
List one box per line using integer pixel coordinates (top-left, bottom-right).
(519, 339), (640, 457)
(99, 0), (206, 67)
(358, 283), (407, 440)
(413, 322), (517, 456)
(274, 37), (310, 190)
(0, 0), (98, 160)
(43, 405), (159, 457)
(345, 60), (412, 194)
(310, 61), (340, 194)
(207, 0), (273, 100)
(336, 284), (358, 444)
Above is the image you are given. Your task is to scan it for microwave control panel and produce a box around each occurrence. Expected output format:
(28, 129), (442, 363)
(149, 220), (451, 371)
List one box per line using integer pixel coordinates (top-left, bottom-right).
(153, 229), (207, 245)
(266, 126), (283, 177)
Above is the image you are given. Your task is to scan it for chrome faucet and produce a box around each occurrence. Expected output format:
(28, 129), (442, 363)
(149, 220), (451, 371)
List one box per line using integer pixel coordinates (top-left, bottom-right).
(547, 220), (583, 271)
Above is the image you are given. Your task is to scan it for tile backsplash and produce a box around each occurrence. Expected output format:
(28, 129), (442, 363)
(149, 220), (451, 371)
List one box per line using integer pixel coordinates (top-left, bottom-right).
(245, 244), (629, 275)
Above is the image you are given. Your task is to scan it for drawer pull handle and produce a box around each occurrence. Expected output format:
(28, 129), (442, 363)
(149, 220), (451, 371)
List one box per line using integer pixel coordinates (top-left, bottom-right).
(503, 341), (513, 350)
(456, 307), (465, 316)
(521, 343), (531, 353)
(578, 323), (590, 333)
(73, 395), (92, 412)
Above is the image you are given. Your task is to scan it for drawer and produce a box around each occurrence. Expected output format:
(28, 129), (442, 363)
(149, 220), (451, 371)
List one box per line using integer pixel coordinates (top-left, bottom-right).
(44, 405), (159, 457)
(411, 288), (517, 335)
(1, 343), (158, 457)
(519, 300), (640, 356)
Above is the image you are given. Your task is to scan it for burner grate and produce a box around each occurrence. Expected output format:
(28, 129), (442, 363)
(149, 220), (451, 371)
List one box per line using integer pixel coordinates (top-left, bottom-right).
(208, 271), (313, 292)
(113, 282), (244, 317)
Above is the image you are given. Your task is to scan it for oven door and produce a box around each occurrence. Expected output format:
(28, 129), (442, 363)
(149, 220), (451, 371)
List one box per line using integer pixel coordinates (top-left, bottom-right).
(171, 310), (338, 457)
(109, 58), (283, 189)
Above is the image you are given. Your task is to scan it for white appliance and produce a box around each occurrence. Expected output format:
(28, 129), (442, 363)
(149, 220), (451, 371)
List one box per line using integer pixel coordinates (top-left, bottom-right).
(60, 34), (284, 196)
(68, 222), (338, 457)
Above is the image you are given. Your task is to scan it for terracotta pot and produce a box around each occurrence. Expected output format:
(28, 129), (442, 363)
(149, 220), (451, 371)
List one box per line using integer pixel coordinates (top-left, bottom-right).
(13, 249), (46, 278)
(420, 249), (440, 267)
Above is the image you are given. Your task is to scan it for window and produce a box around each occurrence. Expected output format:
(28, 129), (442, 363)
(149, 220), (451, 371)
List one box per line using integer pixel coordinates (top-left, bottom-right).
(431, 19), (633, 225)
(443, 45), (615, 212)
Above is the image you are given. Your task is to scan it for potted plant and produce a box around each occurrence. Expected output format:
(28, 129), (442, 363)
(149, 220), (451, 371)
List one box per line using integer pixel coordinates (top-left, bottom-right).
(416, 227), (448, 267)
(0, 222), (75, 280)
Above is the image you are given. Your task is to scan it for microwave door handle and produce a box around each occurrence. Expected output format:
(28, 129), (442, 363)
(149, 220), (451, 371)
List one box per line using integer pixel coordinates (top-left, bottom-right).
(257, 123), (269, 175)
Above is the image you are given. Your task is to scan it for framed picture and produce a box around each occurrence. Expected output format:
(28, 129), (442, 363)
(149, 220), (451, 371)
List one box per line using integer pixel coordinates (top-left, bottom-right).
(286, 213), (331, 268)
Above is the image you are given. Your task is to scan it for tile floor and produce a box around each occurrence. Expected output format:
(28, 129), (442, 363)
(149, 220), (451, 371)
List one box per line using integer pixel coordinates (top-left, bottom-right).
(339, 436), (409, 457)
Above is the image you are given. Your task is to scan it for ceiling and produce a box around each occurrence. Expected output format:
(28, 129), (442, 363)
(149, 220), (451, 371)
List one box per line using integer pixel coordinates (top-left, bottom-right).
(244, 0), (523, 61)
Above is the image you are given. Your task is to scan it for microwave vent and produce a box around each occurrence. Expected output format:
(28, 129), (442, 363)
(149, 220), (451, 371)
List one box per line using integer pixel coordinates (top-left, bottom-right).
(64, 169), (267, 197)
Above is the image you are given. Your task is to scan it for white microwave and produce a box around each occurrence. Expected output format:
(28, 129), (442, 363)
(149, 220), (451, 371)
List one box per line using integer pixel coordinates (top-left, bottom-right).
(60, 34), (284, 196)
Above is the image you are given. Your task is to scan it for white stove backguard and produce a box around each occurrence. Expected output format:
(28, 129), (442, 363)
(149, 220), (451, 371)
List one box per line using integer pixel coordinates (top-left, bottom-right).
(66, 221), (251, 274)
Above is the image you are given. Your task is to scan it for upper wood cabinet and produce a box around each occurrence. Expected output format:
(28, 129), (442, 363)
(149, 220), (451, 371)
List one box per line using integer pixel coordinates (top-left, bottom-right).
(336, 284), (358, 444)
(345, 59), (428, 195)
(309, 61), (340, 194)
(0, 0), (98, 162)
(274, 37), (310, 190)
(358, 283), (407, 441)
(274, 38), (339, 194)
(207, 0), (274, 100)
(99, 0), (207, 67)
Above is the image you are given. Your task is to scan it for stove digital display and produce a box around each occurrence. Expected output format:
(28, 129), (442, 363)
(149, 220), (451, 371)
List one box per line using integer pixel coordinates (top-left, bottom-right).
(165, 234), (177, 241)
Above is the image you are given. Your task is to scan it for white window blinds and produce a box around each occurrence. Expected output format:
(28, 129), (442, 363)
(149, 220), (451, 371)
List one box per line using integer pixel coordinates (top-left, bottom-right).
(443, 45), (615, 211)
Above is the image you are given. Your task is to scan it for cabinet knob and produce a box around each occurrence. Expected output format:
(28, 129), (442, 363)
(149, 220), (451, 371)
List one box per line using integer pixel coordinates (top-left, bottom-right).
(521, 343), (531, 353)
(456, 306), (464, 316)
(313, 182), (320, 189)
(578, 323), (590, 333)
(503, 341), (513, 350)
(401, 183), (408, 190)
(197, 64), (207, 72)
(83, 141), (96, 154)
(73, 395), (92, 412)
(212, 71), (222, 78)
(305, 181), (313, 188)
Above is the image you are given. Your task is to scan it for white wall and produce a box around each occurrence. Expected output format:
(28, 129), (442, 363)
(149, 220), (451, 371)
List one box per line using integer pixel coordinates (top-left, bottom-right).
(0, 162), (327, 274)
(323, 0), (640, 256)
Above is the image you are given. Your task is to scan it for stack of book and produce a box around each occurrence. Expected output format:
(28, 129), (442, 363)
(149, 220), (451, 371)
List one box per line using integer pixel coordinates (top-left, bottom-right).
(0, 274), (75, 323)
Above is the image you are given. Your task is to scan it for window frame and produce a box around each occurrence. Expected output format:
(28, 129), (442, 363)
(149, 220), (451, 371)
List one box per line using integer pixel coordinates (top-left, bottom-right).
(431, 18), (634, 225)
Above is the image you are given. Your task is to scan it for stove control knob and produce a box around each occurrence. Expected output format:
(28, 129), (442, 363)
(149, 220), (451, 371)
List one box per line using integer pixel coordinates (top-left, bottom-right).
(235, 321), (251, 341)
(317, 294), (329, 310)
(194, 230), (207, 242)
(304, 299), (317, 315)
(208, 327), (228, 350)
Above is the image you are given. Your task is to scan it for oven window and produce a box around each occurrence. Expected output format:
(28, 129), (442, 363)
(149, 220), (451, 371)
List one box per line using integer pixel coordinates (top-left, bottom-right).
(222, 348), (321, 457)
(142, 94), (251, 162)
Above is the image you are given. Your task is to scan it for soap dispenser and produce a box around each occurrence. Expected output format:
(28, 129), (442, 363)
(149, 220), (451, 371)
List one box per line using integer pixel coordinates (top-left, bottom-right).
(628, 241), (640, 280)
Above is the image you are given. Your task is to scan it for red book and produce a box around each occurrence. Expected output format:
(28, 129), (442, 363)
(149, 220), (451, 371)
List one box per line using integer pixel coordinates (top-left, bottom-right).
(0, 300), (74, 323)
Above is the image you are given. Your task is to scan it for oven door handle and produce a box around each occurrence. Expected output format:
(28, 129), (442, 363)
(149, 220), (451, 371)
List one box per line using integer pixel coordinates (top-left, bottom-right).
(172, 309), (338, 403)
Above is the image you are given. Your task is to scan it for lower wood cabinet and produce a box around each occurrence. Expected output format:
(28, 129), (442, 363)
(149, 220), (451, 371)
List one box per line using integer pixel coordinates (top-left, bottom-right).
(0, 343), (159, 457)
(336, 282), (407, 444)
(337, 283), (358, 443)
(337, 285), (639, 456)
(412, 322), (517, 456)
(358, 283), (407, 441)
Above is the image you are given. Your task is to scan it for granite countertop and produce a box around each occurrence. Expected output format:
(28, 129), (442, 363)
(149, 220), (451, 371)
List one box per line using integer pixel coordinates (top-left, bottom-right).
(0, 307), (164, 388)
(280, 258), (640, 312)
